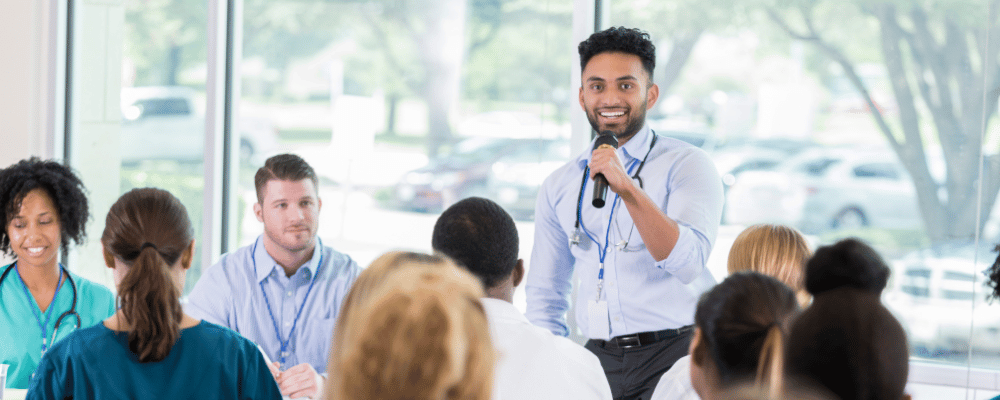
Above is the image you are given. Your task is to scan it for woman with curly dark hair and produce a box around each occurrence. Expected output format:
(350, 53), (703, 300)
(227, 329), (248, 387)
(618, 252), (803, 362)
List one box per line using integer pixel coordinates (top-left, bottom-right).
(0, 157), (115, 389)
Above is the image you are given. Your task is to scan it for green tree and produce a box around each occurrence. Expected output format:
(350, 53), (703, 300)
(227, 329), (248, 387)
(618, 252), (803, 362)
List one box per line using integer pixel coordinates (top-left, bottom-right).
(768, 0), (1000, 245)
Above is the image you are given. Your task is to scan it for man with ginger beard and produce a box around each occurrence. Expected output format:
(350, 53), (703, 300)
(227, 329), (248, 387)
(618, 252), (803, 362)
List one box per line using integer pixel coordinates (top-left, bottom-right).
(187, 154), (360, 400)
(525, 27), (723, 400)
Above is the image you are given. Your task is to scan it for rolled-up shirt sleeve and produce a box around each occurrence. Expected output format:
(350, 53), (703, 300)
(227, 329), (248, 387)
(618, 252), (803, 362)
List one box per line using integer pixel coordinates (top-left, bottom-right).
(525, 171), (576, 337)
(653, 148), (723, 284)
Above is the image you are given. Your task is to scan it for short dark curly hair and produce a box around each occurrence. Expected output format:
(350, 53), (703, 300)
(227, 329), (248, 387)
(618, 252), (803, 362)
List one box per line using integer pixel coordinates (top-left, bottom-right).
(432, 197), (518, 289)
(0, 157), (90, 257)
(579, 26), (656, 79)
(987, 244), (1000, 302)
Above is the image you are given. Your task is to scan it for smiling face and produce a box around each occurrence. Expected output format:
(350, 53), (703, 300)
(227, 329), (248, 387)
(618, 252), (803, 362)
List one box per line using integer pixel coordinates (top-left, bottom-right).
(254, 179), (322, 256)
(579, 51), (659, 144)
(7, 188), (62, 271)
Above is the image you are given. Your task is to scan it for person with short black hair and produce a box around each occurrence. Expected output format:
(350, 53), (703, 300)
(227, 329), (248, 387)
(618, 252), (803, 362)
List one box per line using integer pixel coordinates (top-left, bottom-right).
(26, 188), (281, 399)
(0, 157), (115, 389)
(785, 238), (911, 400)
(186, 153), (360, 399)
(432, 197), (612, 399)
(527, 26), (724, 399)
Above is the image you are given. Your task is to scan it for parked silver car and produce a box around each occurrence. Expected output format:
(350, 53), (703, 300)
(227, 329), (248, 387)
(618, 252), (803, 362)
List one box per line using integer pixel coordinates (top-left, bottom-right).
(724, 147), (923, 234)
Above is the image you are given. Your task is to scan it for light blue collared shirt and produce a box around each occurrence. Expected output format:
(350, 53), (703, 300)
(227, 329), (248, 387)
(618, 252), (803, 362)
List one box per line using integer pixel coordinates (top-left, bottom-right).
(525, 125), (723, 339)
(185, 235), (360, 373)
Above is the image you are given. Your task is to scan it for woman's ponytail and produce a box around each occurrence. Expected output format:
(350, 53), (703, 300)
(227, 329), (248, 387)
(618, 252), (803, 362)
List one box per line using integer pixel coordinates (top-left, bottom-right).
(118, 245), (182, 362)
(755, 324), (785, 399)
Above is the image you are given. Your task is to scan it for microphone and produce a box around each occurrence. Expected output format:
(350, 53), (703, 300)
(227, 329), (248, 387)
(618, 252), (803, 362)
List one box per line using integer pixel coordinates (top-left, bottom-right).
(592, 131), (619, 208)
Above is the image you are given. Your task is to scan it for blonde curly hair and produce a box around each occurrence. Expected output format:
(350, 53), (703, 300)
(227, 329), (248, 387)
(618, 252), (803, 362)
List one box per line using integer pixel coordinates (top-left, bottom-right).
(324, 251), (495, 400)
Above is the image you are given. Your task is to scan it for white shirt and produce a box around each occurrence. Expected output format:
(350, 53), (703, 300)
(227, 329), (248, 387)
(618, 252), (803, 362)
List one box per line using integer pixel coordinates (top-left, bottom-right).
(526, 125), (723, 338)
(650, 355), (699, 400)
(481, 298), (612, 400)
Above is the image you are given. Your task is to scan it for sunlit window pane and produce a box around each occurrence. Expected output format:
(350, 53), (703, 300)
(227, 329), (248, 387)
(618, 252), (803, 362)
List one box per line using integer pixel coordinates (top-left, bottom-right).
(235, 0), (573, 307)
(121, 0), (207, 293)
(611, 0), (1000, 370)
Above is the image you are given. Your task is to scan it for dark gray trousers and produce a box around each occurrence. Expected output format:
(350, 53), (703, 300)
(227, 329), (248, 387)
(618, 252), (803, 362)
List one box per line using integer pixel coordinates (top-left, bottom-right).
(584, 328), (693, 400)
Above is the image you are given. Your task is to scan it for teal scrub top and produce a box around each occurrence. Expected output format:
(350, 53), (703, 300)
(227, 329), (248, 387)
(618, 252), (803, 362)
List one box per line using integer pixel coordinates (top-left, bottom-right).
(0, 263), (115, 389)
(26, 321), (282, 400)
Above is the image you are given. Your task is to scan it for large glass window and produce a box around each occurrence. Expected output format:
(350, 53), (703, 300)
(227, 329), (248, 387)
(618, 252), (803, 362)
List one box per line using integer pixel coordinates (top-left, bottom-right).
(611, 0), (1000, 372)
(121, 0), (208, 293)
(235, 0), (574, 311)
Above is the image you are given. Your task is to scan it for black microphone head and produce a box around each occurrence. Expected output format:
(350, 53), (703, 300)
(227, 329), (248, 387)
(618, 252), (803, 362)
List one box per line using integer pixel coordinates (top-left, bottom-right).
(594, 131), (619, 150)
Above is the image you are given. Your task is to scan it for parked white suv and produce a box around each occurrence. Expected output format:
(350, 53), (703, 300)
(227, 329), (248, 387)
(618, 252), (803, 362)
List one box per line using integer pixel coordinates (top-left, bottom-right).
(120, 86), (277, 164)
(884, 244), (1000, 356)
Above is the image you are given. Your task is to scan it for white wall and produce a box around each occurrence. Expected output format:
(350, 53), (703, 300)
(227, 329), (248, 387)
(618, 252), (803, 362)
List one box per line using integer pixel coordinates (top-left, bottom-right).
(0, 1), (61, 167)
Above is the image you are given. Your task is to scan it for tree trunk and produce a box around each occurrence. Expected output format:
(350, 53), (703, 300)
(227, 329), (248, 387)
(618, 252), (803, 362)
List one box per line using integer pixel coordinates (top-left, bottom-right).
(658, 30), (703, 95)
(385, 93), (399, 137)
(417, 0), (466, 158)
(165, 44), (181, 86)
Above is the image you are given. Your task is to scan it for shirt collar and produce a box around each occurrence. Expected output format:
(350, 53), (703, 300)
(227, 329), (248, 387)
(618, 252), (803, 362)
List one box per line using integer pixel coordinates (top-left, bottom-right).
(253, 234), (321, 283)
(480, 297), (530, 324)
(577, 124), (653, 169)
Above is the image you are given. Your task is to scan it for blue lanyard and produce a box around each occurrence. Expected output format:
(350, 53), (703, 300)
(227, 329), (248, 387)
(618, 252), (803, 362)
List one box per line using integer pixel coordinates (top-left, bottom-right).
(578, 159), (640, 299)
(253, 239), (323, 367)
(14, 263), (65, 354)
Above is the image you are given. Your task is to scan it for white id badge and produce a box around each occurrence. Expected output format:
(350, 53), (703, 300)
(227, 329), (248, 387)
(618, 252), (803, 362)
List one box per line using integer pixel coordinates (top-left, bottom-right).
(587, 300), (611, 340)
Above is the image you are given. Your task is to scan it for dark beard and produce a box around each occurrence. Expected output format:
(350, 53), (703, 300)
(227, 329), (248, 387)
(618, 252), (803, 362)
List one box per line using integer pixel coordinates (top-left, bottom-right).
(586, 101), (648, 143)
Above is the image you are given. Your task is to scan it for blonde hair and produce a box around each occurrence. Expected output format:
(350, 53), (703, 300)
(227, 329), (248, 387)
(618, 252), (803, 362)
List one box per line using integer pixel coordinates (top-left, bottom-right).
(336, 251), (452, 328)
(728, 224), (811, 305)
(325, 252), (495, 400)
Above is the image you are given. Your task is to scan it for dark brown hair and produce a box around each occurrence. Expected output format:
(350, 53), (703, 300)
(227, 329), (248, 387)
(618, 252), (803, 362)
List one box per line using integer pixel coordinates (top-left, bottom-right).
(692, 272), (800, 396)
(254, 153), (318, 204)
(102, 188), (193, 362)
(786, 292), (908, 400)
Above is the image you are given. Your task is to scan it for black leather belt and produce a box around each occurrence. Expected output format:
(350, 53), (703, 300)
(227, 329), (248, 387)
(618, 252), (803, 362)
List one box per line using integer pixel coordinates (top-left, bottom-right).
(610, 325), (693, 349)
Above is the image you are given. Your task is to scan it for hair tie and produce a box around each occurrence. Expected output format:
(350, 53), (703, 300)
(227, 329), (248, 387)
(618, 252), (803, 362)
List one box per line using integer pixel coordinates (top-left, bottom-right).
(140, 242), (158, 251)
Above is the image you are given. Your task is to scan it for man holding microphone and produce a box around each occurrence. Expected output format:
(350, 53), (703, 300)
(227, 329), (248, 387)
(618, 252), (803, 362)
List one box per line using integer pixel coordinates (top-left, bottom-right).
(526, 27), (723, 400)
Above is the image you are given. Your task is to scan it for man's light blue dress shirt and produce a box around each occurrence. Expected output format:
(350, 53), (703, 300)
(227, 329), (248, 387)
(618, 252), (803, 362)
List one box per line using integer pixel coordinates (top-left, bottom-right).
(525, 125), (723, 339)
(185, 235), (360, 373)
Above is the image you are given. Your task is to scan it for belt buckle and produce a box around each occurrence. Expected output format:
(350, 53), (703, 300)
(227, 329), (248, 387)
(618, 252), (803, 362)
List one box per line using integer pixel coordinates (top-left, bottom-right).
(617, 335), (641, 349)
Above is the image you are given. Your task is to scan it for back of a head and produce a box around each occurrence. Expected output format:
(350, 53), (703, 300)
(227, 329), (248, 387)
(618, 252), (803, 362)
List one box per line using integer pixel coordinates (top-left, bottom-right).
(727, 224), (809, 299)
(805, 238), (889, 296)
(102, 187), (193, 362)
(327, 264), (494, 400)
(331, 251), (453, 352)
(578, 26), (656, 77)
(254, 153), (318, 203)
(785, 288), (909, 400)
(432, 197), (518, 289)
(693, 272), (800, 395)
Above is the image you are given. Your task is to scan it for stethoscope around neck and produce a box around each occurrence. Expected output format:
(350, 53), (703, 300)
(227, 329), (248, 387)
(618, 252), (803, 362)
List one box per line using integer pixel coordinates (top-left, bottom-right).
(571, 133), (658, 247)
(1, 262), (82, 352)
